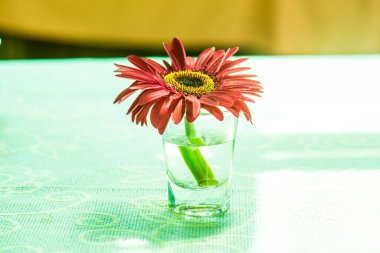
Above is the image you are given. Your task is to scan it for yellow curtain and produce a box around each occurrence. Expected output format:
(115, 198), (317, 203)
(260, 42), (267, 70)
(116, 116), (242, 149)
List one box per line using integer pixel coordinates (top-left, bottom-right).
(271, 0), (380, 54)
(0, 0), (379, 54)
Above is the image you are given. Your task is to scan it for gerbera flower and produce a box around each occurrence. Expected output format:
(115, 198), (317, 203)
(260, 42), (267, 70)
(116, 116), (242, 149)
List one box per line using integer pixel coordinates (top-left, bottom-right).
(114, 37), (262, 134)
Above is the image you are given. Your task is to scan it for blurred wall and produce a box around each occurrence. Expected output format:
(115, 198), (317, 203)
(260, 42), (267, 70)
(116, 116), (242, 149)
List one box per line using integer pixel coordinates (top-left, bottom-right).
(0, 0), (379, 59)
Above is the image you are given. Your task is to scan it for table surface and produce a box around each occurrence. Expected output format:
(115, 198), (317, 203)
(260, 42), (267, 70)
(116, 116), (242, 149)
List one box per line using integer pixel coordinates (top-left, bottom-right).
(1, 55), (380, 253)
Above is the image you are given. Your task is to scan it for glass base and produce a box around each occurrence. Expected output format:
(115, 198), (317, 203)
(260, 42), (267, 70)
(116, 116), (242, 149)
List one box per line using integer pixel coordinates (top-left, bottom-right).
(170, 203), (229, 217)
(167, 180), (230, 217)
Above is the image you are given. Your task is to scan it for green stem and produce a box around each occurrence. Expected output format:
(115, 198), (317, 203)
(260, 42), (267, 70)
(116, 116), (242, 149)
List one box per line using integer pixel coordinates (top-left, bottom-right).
(178, 119), (219, 187)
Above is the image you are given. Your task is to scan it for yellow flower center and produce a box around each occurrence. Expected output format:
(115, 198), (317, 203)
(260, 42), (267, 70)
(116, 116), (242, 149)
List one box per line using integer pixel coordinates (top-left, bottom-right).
(163, 70), (215, 95)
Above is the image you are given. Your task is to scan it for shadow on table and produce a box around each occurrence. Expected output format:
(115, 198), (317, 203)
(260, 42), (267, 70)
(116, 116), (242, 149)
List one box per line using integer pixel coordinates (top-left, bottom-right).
(75, 189), (255, 252)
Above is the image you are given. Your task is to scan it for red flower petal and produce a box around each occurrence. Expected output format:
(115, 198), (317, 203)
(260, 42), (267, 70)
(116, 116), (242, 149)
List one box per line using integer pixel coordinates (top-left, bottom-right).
(194, 47), (215, 70)
(128, 83), (162, 90)
(115, 65), (158, 83)
(150, 98), (167, 128)
(127, 56), (166, 76)
(171, 98), (185, 124)
(240, 95), (255, 103)
(186, 56), (195, 69)
(113, 86), (138, 104)
(127, 91), (146, 115)
(218, 67), (251, 76)
(171, 37), (187, 70)
(162, 60), (173, 71)
(157, 99), (172, 130)
(138, 89), (170, 105)
(199, 96), (220, 106)
(201, 104), (224, 121)
(216, 58), (249, 76)
(185, 95), (201, 123)
(205, 50), (225, 72)
(223, 87), (262, 98)
(221, 83), (261, 90)
(205, 95), (234, 107)
(114, 63), (129, 72)
(213, 48), (231, 73)
(224, 78), (260, 84)
(224, 106), (240, 118)
(136, 101), (155, 126)
(242, 91), (262, 97)
(163, 42), (181, 71)
(158, 96), (182, 134)
(127, 55), (155, 74)
(222, 74), (257, 80)
(234, 100), (252, 123)
(142, 58), (166, 74)
(212, 47), (240, 74)
(224, 47), (239, 61)
(131, 105), (144, 122)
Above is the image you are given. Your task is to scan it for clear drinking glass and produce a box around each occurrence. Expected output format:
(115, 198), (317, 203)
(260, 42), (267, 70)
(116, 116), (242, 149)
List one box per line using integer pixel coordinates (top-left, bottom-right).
(162, 110), (238, 217)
